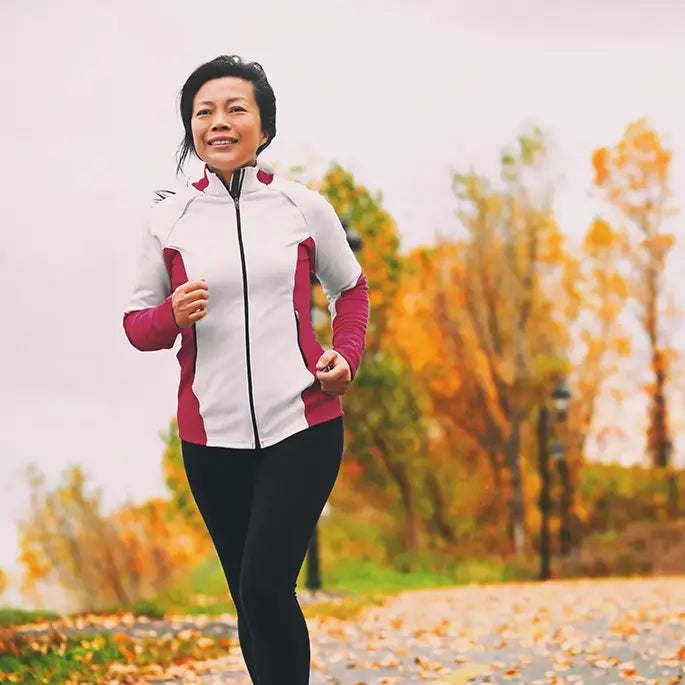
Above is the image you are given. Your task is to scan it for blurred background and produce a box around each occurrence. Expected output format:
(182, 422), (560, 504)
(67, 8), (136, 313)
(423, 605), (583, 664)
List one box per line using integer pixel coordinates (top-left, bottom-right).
(2, 0), (684, 616)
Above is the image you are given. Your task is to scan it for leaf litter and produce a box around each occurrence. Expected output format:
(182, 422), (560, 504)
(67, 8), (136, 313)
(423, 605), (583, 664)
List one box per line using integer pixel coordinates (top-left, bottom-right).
(2, 576), (683, 683)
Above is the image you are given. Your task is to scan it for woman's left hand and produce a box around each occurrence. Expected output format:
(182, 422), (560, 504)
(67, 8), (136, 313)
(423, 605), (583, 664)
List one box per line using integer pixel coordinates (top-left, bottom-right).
(316, 350), (352, 396)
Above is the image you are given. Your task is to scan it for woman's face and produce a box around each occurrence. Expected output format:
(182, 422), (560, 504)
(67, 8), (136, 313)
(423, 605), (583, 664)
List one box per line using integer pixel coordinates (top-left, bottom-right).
(191, 77), (268, 178)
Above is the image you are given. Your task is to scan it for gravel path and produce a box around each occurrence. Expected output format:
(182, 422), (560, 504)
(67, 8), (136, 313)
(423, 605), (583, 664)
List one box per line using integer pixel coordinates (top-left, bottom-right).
(162, 576), (685, 684)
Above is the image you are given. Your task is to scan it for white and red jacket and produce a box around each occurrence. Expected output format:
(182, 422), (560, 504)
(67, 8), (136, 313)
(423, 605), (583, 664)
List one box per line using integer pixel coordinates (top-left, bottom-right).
(123, 165), (369, 449)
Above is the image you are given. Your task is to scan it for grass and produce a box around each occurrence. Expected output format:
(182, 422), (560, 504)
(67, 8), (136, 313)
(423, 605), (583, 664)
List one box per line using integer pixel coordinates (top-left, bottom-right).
(321, 557), (533, 595)
(0, 554), (532, 631)
(0, 608), (60, 628)
(0, 627), (234, 684)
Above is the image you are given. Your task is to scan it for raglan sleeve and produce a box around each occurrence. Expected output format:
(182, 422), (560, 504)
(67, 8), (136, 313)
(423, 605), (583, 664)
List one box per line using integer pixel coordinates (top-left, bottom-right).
(309, 194), (369, 379)
(122, 218), (180, 351)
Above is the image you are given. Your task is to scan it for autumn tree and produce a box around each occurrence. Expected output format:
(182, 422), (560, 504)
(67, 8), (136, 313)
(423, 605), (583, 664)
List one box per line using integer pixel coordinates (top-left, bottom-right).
(388, 244), (508, 550)
(18, 463), (208, 612)
(161, 418), (206, 534)
(317, 164), (428, 552)
(568, 218), (629, 457)
(556, 216), (632, 549)
(392, 129), (574, 558)
(592, 121), (677, 484)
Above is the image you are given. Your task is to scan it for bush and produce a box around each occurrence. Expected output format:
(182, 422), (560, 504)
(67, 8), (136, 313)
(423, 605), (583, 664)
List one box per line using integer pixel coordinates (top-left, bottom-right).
(578, 463), (677, 534)
(17, 464), (210, 614)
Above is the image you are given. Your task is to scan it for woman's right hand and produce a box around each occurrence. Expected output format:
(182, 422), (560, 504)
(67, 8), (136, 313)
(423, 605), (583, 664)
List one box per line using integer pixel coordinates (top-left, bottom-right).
(172, 280), (209, 328)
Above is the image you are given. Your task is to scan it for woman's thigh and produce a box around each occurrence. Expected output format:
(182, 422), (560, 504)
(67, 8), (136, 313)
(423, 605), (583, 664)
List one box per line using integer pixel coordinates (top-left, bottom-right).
(181, 440), (258, 584)
(239, 418), (344, 592)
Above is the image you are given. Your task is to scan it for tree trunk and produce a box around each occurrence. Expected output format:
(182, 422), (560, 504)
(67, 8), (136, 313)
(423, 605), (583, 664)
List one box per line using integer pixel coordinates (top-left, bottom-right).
(425, 472), (455, 544)
(375, 436), (420, 552)
(486, 447), (503, 498)
(388, 463), (419, 551)
(556, 455), (573, 557)
(650, 358), (669, 469)
(504, 416), (526, 557)
(645, 261), (670, 471)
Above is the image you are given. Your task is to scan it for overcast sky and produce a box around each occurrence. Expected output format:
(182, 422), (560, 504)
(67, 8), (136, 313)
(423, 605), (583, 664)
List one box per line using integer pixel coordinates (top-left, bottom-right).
(2, 0), (685, 600)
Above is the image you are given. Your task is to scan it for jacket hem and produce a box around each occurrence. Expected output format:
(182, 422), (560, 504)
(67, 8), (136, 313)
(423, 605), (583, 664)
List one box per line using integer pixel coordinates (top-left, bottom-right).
(178, 406), (344, 450)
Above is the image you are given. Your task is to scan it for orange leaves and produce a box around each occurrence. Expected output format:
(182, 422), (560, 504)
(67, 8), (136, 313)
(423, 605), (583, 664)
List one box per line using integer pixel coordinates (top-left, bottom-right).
(595, 119), (673, 193)
(614, 336), (632, 357)
(643, 232), (674, 260)
(585, 217), (616, 252)
(591, 121), (676, 469)
(592, 147), (609, 185)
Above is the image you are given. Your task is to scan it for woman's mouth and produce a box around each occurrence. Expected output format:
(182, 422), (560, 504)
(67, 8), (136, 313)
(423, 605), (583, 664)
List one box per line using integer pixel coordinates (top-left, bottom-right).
(208, 138), (238, 147)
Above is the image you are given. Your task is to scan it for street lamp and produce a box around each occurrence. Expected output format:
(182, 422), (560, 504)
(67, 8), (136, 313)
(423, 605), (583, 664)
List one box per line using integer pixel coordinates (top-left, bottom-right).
(306, 218), (362, 591)
(539, 379), (572, 580)
(552, 381), (571, 421)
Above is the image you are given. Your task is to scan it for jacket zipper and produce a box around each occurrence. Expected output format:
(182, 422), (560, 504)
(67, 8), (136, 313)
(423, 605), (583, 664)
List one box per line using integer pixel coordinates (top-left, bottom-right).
(192, 325), (198, 375)
(230, 170), (261, 448)
(294, 309), (308, 367)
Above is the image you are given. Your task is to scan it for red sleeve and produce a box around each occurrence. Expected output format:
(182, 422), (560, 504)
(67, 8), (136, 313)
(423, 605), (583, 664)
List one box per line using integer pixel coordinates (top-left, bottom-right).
(332, 272), (369, 380)
(123, 295), (180, 351)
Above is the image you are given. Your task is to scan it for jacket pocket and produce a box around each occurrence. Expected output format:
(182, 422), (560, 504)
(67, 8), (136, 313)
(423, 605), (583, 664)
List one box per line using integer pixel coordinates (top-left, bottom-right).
(294, 309), (308, 367)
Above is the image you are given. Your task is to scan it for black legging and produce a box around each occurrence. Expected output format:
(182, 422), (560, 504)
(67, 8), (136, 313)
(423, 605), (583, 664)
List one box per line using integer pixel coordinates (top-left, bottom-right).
(181, 417), (344, 685)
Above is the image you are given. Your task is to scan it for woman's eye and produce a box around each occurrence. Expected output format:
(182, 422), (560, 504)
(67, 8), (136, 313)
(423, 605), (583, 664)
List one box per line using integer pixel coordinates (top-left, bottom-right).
(196, 109), (210, 116)
(230, 107), (245, 113)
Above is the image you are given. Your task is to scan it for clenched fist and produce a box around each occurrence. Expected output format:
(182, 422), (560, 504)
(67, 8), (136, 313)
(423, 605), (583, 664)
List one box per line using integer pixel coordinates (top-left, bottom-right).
(172, 280), (209, 328)
(315, 349), (352, 396)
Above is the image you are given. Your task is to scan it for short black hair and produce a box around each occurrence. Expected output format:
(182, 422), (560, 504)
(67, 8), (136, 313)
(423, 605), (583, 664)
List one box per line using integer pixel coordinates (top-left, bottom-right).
(176, 55), (277, 174)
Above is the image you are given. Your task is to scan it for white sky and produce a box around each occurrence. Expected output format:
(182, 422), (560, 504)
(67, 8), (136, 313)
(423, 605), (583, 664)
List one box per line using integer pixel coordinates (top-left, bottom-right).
(2, 0), (685, 599)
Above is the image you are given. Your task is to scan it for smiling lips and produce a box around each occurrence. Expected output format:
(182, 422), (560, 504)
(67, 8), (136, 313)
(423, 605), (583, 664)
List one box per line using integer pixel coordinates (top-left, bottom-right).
(208, 137), (238, 147)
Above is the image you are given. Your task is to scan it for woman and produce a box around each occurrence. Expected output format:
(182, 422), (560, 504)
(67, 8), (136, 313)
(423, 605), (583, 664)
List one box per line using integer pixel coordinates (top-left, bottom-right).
(123, 55), (369, 684)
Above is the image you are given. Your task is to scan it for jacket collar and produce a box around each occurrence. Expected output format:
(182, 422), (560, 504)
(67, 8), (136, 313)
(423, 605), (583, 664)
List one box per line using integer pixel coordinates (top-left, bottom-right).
(192, 164), (260, 199)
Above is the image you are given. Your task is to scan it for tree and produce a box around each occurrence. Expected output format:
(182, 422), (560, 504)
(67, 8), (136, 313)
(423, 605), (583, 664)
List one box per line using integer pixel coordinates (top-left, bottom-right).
(160, 418), (206, 534)
(18, 462), (208, 612)
(557, 216), (632, 548)
(392, 129), (572, 557)
(317, 164), (427, 552)
(592, 121), (677, 501)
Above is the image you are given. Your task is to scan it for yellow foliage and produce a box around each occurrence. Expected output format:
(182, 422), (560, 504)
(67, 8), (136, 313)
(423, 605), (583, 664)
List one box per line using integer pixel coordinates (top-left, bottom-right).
(591, 119), (676, 469)
(592, 147), (609, 185)
(18, 464), (210, 612)
(615, 336), (632, 357)
(585, 217), (615, 251)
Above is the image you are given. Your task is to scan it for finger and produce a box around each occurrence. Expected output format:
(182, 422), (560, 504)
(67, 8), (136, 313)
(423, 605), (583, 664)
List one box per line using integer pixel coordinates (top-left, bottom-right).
(181, 291), (209, 306)
(319, 367), (343, 381)
(316, 352), (337, 370)
(182, 280), (209, 295)
(188, 309), (207, 322)
(184, 287), (209, 301)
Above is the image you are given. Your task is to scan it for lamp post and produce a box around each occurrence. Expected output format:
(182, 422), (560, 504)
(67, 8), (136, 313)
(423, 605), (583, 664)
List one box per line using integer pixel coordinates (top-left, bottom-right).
(552, 440), (572, 557)
(538, 380), (571, 580)
(538, 404), (552, 581)
(306, 220), (362, 591)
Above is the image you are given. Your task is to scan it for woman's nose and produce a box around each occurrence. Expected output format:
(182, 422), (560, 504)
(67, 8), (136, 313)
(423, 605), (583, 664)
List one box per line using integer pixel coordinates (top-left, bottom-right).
(211, 113), (230, 129)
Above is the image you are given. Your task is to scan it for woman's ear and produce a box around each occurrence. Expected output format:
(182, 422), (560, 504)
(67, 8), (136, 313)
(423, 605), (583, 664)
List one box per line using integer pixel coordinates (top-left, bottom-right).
(261, 131), (268, 146)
